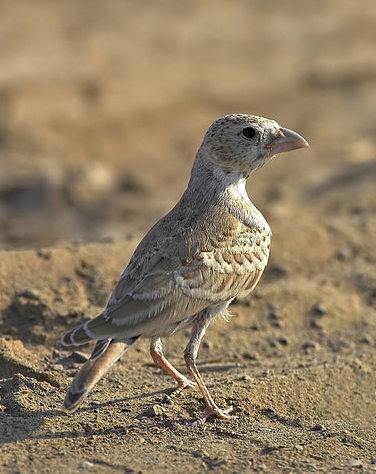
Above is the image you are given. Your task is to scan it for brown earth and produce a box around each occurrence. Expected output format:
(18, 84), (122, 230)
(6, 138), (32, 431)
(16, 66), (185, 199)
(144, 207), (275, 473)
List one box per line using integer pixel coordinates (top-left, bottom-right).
(0, 1), (376, 473)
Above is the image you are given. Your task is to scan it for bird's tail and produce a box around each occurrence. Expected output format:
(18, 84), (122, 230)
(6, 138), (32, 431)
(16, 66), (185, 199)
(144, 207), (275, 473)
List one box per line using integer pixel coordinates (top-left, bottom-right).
(62, 338), (137, 413)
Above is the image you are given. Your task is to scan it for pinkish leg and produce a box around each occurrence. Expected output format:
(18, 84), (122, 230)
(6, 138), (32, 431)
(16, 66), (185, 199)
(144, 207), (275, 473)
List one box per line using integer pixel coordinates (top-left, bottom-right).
(150, 337), (196, 394)
(184, 353), (233, 422)
(184, 312), (236, 423)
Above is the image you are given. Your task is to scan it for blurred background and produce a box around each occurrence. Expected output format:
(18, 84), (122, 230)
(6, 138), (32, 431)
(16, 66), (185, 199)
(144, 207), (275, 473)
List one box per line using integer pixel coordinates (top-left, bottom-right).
(0, 0), (375, 249)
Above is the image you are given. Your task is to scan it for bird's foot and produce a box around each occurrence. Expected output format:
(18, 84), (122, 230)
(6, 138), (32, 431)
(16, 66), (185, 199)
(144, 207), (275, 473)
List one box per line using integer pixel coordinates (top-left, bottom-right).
(170, 377), (197, 396)
(193, 404), (237, 425)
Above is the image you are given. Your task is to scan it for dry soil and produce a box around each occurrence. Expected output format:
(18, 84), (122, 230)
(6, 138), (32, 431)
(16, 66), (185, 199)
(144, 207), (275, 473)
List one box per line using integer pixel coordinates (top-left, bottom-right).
(0, 1), (376, 473)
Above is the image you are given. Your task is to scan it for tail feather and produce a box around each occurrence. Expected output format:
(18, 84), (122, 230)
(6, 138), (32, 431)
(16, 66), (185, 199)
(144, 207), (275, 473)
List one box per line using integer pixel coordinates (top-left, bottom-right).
(62, 338), (136, 413)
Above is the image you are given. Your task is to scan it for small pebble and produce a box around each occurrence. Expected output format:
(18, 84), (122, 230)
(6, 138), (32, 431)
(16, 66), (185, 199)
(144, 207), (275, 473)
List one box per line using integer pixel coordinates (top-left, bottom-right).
(78, 461), (94, 469)
(310, 318), (324, 330)
(51, 364), (64, 372)
(349, 459), (362, 468)
(238, 375), (254, 382)
(162, 394), (174, 405)
(336, 247), (350, 261)
(66, 309), (85, 319)
(142, 404), (165, 417)
(360, 334), (374, 345)
(36, 248), (51, 260)
(311, 423), (326, 431)
(271, 320), (283, 328)
(191, 450), (203, 458)
(277, 336), (289, 346)
(311, 302), (327, 316)
(261, 407), (276, 418)
(268, 308), (281, 321)
(24, 379), (37, 390)
(19, 288), (40, 300)
(242, 352), (259, 360)
(302, 341), (319, 351)
(295, 444), (304, 451)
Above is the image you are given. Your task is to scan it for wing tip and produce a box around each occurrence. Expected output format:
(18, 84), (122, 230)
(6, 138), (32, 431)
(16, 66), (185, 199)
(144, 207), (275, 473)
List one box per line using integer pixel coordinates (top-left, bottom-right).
(61, 324), (94, 347)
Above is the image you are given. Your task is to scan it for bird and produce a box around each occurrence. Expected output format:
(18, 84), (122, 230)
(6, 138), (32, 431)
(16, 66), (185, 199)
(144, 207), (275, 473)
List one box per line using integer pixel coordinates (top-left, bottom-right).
(61, 114), (309, 422)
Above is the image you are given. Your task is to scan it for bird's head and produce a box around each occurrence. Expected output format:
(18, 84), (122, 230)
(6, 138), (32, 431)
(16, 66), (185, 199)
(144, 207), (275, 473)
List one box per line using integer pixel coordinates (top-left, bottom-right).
(201, 114), (309, 174)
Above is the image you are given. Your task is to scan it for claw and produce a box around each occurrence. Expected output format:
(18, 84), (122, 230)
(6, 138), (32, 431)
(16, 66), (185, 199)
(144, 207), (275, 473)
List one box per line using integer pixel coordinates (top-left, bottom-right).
(193, 404), (238, 425)
(170, 377), (197, 396)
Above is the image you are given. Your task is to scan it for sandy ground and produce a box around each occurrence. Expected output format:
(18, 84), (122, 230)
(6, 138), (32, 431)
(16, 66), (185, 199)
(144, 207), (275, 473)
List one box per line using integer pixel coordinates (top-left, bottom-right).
(0, 0), (376, 472)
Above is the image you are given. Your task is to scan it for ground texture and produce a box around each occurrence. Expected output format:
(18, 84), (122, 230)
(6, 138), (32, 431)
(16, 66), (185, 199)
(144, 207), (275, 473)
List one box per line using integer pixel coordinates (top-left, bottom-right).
(0, 1), (376, 473)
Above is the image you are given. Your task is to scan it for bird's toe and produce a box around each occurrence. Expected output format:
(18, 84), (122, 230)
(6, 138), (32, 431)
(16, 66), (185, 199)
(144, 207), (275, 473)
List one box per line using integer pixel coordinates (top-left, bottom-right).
(170, 377), (197, 396)
(193, 404), (238, 425)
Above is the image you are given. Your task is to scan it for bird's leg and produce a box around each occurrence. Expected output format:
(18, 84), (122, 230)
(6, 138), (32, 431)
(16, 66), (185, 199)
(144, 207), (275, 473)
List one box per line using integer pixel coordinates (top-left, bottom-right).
(184, 313), (235, 423)
(150, 337), (196, 395)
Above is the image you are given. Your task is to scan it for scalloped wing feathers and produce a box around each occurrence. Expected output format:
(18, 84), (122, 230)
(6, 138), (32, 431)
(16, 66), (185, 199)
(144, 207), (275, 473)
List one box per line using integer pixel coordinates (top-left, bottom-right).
(62, 203), (270, 344)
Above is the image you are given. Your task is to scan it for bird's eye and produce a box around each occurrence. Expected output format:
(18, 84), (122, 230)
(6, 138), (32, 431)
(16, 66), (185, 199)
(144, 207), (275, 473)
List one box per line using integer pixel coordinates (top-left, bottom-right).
(242, 127), (257, 139)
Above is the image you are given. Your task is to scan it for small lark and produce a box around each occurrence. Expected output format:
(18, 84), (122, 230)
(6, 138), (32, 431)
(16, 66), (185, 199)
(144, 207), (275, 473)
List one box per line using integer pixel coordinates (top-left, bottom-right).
(61, 114), (309, 422)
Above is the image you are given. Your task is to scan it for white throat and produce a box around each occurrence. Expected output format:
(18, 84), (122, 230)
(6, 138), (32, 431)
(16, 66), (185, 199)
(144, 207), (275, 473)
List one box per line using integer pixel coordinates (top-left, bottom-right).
(212, 167), (251, 203)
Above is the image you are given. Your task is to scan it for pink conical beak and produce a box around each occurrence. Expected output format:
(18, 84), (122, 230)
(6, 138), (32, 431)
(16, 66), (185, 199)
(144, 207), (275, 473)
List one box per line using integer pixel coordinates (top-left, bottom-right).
(270, 127), (310, 154)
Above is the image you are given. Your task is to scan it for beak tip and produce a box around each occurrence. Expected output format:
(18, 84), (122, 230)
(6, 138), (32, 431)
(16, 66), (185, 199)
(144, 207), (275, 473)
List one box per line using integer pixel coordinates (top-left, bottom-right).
(272, 127), (310, 154)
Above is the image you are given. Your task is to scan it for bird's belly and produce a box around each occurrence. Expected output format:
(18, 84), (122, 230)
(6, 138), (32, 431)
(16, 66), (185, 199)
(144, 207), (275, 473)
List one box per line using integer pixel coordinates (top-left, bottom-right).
(147, 314), (197, 338)
(144, 299), (232, 338)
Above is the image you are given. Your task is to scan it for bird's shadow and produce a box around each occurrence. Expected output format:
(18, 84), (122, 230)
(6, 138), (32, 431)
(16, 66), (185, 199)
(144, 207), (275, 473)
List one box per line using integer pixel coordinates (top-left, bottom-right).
(0, 383), (181, 446)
